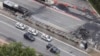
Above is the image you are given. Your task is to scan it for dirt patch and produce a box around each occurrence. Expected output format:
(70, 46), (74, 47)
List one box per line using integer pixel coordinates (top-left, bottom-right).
(88, 49), (100, 56)
(0, 38), (8, 45)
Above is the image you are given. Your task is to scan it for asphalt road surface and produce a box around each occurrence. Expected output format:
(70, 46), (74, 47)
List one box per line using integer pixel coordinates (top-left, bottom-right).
(0, 13), (89, 56)
(4, 0), (86, 33)
(58, 0), (92, 10)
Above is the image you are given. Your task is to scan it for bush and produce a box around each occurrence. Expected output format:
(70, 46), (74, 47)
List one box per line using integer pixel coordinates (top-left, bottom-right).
(0, 42), (36, 56)
(89, 0), (100, 14)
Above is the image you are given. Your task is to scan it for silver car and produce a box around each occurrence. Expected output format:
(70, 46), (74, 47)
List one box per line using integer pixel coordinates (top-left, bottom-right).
(15, 22), (27, 30)
(41, 33), (53, 42)
(27, 27), (38, 36)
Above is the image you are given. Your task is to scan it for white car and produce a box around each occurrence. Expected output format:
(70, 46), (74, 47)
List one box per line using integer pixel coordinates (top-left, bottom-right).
(27, 27), (38, 36)
(15, 22), (27, 30)
(41, 33), (53, 42)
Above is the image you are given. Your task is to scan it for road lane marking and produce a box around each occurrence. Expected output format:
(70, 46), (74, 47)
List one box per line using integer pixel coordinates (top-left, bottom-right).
(47, 7), (82, 21)
(0, 21), (25, 33)
(59, 48), (76, 56)
(0, 14), (17, 22)
(0, 13), (48, 43)
(36, 36), (48, 44)
(35, 31), (81, 56)
(54, 38), (90, 56)
(0, 19), (47, 43)
(0, 20), (48, 50)
(32, 0), (82, 21)
(0, 13), (90, 56)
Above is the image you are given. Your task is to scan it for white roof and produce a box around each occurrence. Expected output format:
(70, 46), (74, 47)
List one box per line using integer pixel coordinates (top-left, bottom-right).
(3, 0), (18, 8)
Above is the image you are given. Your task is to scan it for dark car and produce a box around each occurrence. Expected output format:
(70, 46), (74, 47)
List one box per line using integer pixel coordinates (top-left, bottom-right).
(24, 33), (35, 41)
(50, 46), (60, 54)
(46, 44), (60, 54)
(46, 44), (53, 49)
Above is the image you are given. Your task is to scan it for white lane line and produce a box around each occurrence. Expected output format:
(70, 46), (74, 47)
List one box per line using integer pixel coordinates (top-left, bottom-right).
(0, 21), (25, 33)
(0, 20), (47, 46)
(59, 48), (76, 56)
(0, 14), (17, 22)
(0, 21), (47, 54)
(0, 13), (90, 56)
(36, 31), (77, 56)
(36, 36), (47, 44)
(32, 0), (82, 21)
(0, 21), (15, 28)
(48, 7), (82, 21)
(54, 38), (90, 56)
(0, 18), (46, 42)
(0, 13), (47, 43)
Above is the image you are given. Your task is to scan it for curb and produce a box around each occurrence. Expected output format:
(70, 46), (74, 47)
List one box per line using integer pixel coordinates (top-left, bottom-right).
(94, 49), (100, 53)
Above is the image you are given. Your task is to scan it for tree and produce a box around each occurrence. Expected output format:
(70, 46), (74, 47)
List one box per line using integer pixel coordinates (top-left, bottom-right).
(0, 42), (36, 56)
(89, 0), (100, 14)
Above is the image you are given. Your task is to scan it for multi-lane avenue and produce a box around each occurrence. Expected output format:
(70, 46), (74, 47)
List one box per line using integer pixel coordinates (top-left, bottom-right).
(0, 0), (92, 56)
(58, 0), (92, 10)
(0, 12), (89, 56)
(5, 0), (86, 33)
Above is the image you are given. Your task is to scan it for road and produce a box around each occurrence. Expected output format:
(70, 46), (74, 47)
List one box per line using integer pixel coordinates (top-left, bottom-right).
(3, 0), (86, 33)
(58, 0), (92, 10)
(2, 0), (99, 53)
(0, 14), (65, 56)
(0, 13), (89, 56)
(56, 0), (100, 48)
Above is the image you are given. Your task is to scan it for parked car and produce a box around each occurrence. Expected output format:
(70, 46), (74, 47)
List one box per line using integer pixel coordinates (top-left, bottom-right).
(15, 22), (27, 30)
(27, 27), (38, 36)
(41, 33), (53, 42)
(24, 32), (35, 41)
(46, 44), (60, 54)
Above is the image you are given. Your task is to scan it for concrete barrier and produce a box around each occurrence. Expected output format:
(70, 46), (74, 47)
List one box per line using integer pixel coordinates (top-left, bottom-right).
(0, 2), (3, 9)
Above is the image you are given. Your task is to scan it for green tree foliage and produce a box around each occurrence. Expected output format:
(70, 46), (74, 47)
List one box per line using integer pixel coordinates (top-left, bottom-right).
(0, 42), (36, 56)
(89, 0), (100, 14)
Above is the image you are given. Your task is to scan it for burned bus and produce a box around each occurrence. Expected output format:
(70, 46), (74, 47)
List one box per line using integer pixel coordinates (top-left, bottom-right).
(3, 0), (29, 14)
